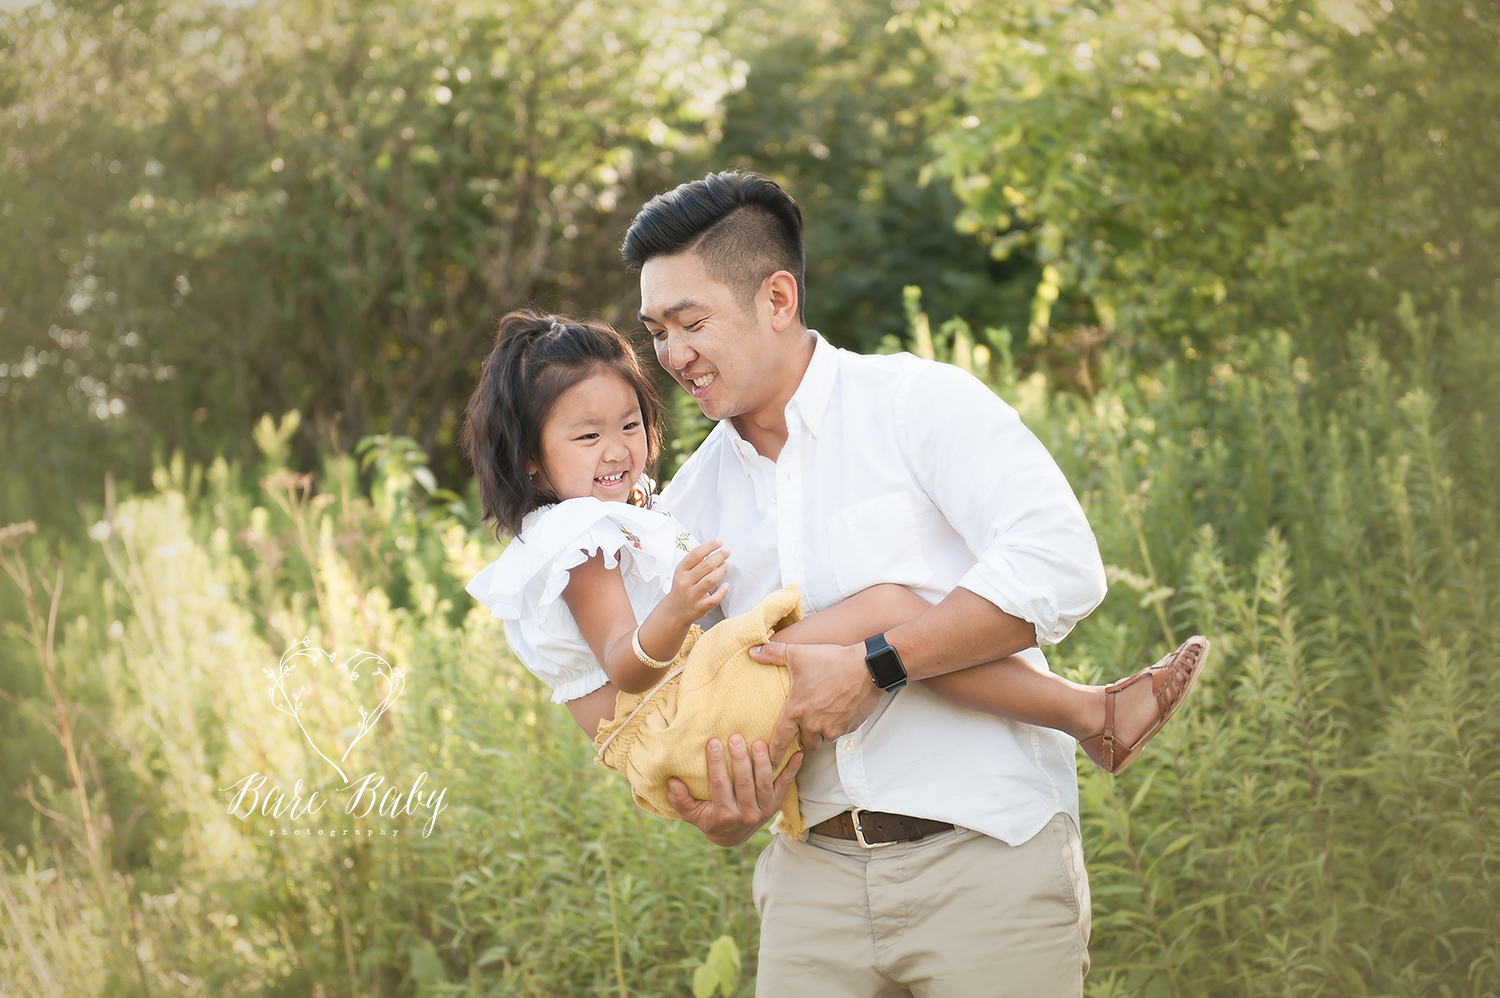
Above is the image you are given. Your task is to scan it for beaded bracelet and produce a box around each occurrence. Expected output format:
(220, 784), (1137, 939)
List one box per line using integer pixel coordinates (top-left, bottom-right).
(631, 627), (673, 669)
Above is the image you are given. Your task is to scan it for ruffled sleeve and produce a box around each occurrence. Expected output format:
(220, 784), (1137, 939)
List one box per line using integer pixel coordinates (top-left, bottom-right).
(464, 497), (696, 703)
(465, 498), (685, 620)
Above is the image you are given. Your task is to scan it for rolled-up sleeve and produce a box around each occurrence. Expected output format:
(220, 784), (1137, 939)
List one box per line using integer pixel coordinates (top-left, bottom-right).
(896, 363), (1108, 645)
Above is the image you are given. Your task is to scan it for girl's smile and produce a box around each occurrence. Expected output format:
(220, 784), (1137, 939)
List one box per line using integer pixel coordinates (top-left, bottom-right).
(529, 368), (648, 504)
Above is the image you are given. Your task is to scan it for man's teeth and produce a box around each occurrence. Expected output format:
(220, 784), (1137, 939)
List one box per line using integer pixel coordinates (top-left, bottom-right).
(691, 374), (715, 388)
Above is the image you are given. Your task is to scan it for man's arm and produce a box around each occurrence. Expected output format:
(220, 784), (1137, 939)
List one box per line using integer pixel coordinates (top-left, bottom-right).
(661, 585), (1035, 846)
(754, 587), (1036, 756)
(761, 361), (1108, 759)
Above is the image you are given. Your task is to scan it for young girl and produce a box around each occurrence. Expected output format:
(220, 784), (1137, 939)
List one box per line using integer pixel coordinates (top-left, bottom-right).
(461, 310), (1208, 832)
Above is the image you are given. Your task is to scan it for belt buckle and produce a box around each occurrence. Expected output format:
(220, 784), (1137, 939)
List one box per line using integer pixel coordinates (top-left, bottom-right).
(850, 808), (895, 849)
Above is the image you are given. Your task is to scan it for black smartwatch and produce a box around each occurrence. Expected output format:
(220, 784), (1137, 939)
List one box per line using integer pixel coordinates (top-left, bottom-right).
(863, 634), (908, 693)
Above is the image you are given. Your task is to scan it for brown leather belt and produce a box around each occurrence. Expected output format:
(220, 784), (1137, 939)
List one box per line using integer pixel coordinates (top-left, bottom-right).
(809, 808), (954, 848)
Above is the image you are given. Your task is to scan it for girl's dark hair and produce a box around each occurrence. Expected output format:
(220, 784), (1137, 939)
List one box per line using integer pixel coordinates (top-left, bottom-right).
(461, 309), (663, 538)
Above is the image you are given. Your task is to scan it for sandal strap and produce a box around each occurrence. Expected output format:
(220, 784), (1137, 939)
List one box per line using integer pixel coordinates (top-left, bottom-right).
(1152, 643), (1201, 714)
(1082, 636), (1210, 776)
(1101, 684), (1117, 769)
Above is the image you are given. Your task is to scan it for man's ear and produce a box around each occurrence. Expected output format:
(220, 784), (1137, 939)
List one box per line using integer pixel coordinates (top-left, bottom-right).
(763, 270), (800, 332)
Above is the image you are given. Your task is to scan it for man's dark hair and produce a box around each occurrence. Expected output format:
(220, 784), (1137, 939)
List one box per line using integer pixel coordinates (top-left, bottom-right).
(621, 171), (806, 322)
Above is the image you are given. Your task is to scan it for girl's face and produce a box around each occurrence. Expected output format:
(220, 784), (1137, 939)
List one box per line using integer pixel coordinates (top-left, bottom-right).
(529, 368), (648, 503)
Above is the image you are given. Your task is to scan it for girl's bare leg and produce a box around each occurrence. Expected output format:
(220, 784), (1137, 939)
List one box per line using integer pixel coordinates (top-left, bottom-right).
(566, 682), (620, 738)
(776, 584), (1160, 745)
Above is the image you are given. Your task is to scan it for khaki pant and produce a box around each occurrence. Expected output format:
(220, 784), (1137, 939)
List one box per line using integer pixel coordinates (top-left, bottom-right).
(752, 813), (1090, 997)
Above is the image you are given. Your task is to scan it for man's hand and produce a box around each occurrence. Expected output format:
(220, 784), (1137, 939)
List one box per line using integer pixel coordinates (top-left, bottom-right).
(666, 734), (802, 847)
(752, 640), (881, 764)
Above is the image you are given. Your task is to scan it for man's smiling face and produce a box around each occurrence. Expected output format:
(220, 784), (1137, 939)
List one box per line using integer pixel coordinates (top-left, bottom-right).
(638, 249), (787, 424)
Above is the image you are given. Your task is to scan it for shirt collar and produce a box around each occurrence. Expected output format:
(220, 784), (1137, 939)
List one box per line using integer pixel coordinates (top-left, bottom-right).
(717, 419), (758, 476)
(720, 331), (837, 475)
(786, 330), (838, 438)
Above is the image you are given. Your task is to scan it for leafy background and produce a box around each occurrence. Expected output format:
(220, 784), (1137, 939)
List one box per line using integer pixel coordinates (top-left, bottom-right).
(1, 0), (1497, 995)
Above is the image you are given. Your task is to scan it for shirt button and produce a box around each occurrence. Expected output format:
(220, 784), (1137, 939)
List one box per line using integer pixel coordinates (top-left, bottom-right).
(842, 738), (856, 751)
(785, 544), (796, 554)
(771, 495), (778, 503)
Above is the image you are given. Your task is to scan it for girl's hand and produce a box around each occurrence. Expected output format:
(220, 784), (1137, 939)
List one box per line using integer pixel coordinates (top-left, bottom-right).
(668, 540), (730, 623)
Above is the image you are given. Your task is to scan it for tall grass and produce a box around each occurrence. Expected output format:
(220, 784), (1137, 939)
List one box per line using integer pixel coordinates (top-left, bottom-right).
(990, 298), (1500, 998)
(2, 295), (1497, 995)
(1, 450), (762, 996)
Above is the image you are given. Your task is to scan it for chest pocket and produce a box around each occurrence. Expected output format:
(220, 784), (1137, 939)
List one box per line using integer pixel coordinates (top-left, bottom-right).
(827, 491), (932, 599)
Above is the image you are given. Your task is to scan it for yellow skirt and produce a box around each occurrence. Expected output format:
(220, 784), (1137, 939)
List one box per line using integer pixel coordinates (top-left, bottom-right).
(593, 585), (806, 837)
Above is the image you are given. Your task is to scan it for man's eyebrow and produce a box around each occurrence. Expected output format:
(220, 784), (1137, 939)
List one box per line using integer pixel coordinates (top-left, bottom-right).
(638, 297), (703, 323)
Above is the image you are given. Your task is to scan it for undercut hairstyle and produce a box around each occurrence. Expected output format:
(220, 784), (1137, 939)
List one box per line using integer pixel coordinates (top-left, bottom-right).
(461, 309), (664, 539)
(621, 170), (806, 322)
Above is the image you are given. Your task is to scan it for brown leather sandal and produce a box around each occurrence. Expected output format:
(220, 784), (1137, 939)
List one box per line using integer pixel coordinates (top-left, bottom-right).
(1078, 635), (1210, 774)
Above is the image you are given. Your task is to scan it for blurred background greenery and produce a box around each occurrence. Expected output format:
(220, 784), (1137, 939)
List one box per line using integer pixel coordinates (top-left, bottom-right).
(1, 0), (1497, 995)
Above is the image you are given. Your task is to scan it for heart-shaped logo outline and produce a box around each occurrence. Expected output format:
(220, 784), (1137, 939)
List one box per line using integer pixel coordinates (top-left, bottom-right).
(265, 636), (406, 783)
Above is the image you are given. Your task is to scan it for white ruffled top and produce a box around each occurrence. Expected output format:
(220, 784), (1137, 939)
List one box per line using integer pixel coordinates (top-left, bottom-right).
(464, 497), (697, 703)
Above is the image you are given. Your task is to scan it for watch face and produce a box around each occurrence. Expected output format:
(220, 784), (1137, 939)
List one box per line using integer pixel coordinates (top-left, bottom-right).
(866, 647), (907, 691)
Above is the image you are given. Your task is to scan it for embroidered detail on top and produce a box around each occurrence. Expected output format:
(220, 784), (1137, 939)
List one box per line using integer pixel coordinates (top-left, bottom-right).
(619, 525), (643, 550)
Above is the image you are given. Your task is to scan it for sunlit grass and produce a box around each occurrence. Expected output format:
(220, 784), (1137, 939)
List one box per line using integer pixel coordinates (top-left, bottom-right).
(2, 294), (1497, 996)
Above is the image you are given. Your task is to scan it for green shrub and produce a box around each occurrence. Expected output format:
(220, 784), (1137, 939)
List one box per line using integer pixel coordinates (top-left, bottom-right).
(4, 290), (1497, 995)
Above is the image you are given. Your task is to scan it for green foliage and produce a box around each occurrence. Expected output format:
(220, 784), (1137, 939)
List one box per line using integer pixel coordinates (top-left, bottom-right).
(690, 934), (741, 998)
(995, 294), (1497, 996)
(1, 436), (764, 995)
(0, 0), (735, 521)
(715, 0), (1036, 353)
(3, 0), (1500, 994)
(919, 0), (1500, 372)
(0, 0), (1055, 537)
(665, 382), (713, 480)
(252, 410), (303, 473)
(4, 282), (1496, 995)
(6, 0), (1498, 538)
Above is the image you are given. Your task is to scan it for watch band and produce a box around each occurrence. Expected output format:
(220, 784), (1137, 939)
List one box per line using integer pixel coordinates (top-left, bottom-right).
(863, 633), (908, 692)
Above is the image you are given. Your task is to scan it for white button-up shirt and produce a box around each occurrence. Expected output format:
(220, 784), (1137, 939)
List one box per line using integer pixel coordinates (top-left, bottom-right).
(659, 332), (1108, 846)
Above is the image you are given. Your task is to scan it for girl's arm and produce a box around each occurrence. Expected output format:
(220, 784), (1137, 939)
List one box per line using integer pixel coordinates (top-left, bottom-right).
(774, 584), (1098, 739)
(771, 584), (929, 647)
(561, 540), (730, 697)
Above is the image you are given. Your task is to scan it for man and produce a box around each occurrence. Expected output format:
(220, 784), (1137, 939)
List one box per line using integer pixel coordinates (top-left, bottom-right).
(624, 171), (1109, 996)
